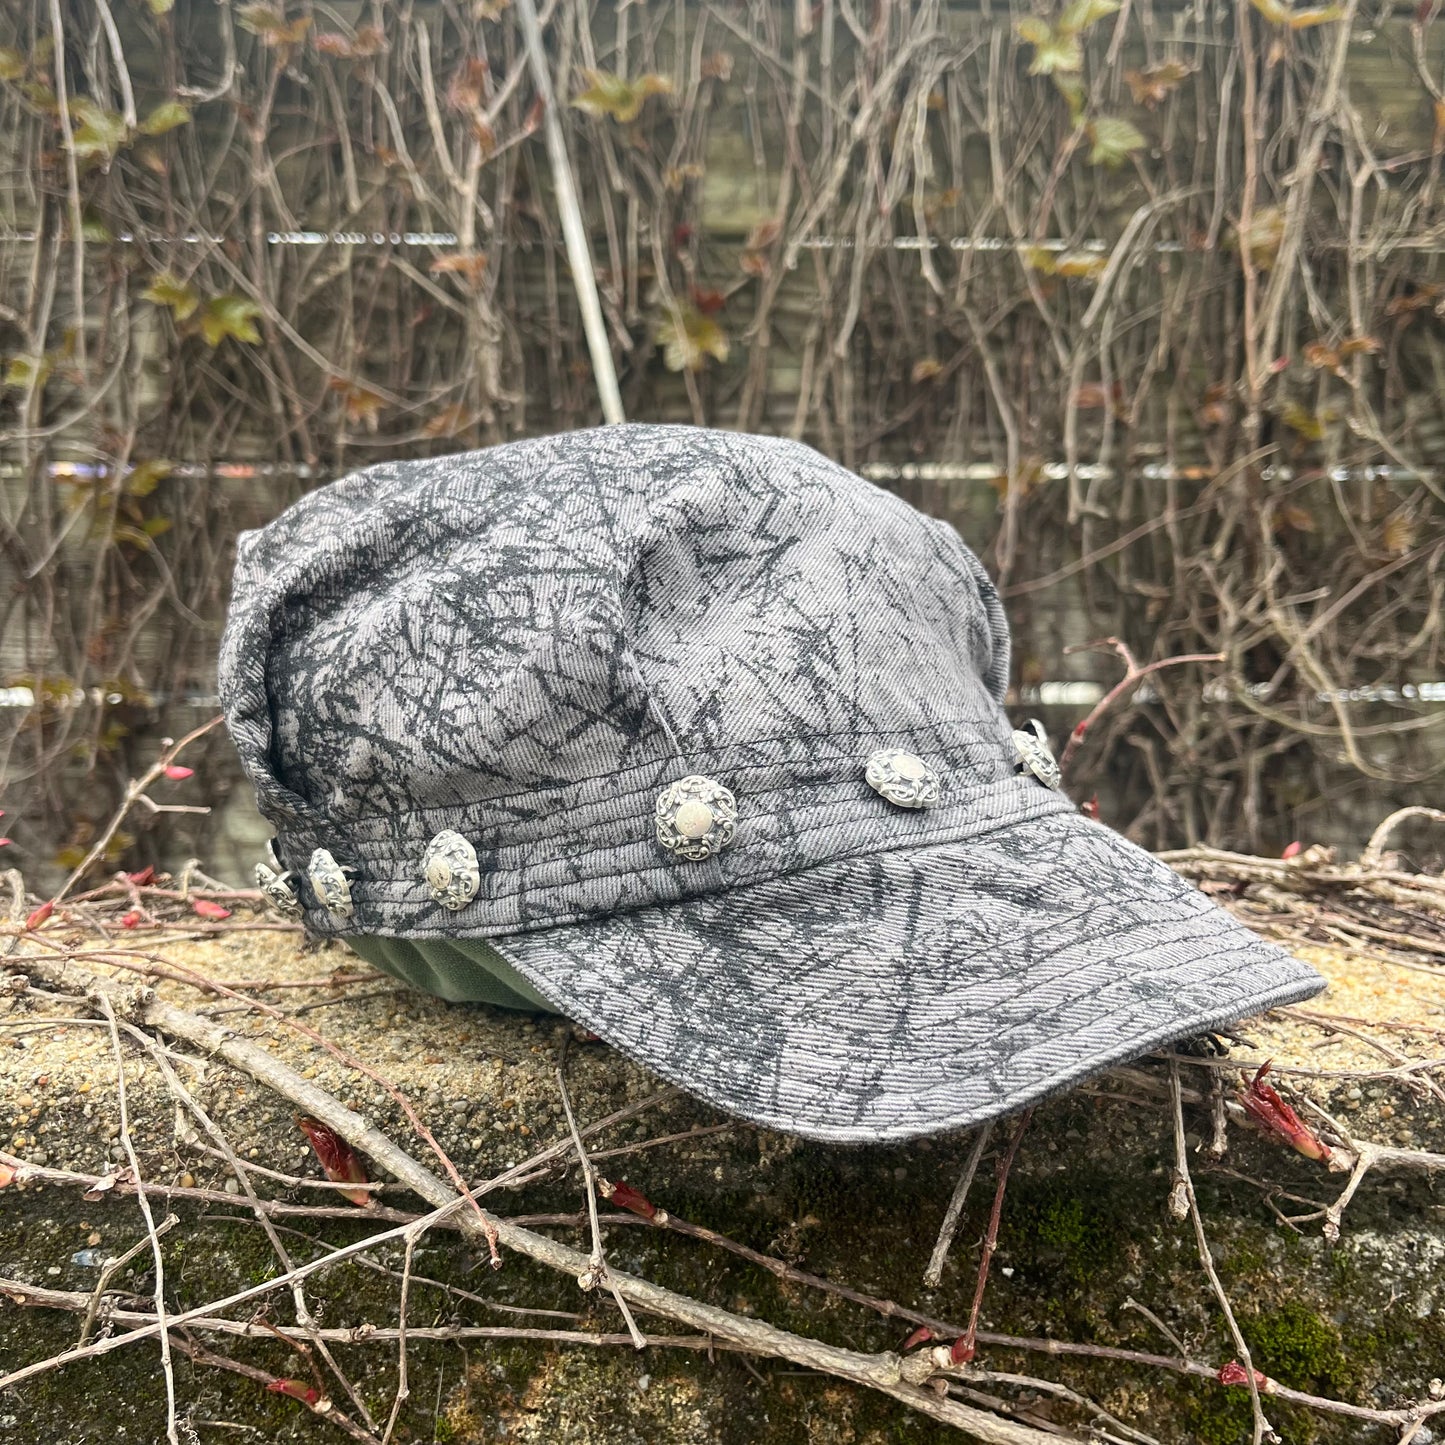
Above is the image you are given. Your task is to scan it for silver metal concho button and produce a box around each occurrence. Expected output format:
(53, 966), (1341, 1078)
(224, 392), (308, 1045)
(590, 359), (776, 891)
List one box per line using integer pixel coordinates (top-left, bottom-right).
(422, 829), (480, 911)
(864, 749), (940, 809)
(254, 861), (302, 920)
(308, 847), (357, 920)
(655, 775), (738, 862)
(1013, 718), (1063, 791)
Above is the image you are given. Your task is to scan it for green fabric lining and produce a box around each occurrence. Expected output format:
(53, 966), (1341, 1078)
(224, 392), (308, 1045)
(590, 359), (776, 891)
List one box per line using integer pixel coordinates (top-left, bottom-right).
(344, 935), (560, 1013)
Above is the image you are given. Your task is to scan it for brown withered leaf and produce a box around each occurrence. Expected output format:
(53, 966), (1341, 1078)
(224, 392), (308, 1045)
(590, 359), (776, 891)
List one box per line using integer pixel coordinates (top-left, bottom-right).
(911, 358), (944, 383)
(1382, 510), (1417, 554)
(988, 458), (1047, 501)
(699, 51), (734, 81)
(1196, 384), (1231, 427)
(422, 405), (477, 438)
(1073, 380), (1124, 412)
(742, 218), (783, 262)
(1124, 60), (1192, 107)
(314, 26), (386, 58)
(447, 58), (491, 114)
(1384, 284), (1440, 317)
(1337, 335), (1380, 358)
(328, 378), (386, 431)
(663, 163), (705, 190)
(1276, 502), (1316, 532)
(430, 251), (490, 285)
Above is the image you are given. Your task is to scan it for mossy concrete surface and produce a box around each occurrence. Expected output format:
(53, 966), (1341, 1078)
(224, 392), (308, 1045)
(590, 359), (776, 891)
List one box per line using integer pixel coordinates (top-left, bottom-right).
(1, 928), (1443, 1443)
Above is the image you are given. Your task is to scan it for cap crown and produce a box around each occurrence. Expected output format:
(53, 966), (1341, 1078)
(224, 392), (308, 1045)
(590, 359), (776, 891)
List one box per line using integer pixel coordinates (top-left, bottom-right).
(220, 423), (1062, 935)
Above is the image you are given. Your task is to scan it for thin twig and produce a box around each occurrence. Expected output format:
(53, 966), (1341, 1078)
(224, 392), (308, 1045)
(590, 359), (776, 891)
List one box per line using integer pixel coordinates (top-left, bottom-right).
(556, 1063), (647, 1349)
(924, 1122), (993, 1289)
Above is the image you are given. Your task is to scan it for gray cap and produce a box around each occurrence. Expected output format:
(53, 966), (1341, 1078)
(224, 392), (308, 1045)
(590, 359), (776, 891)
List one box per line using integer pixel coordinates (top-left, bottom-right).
(219, 422), (1324, 1142)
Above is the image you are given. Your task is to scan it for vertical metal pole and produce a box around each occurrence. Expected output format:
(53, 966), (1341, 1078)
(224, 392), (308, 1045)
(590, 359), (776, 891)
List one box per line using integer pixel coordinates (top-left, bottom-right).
(514, 0), (627, 425)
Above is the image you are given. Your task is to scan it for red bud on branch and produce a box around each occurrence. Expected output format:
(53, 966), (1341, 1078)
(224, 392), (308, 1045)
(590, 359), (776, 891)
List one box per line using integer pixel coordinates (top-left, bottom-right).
(192, 899), (231, 920)
(266, 1379), (323, 1407)
(595, 1176), (667, 1222)
(163, 764), (194, 780)
(25, 901), (54, 931)
(1217, 1360), (1269, 1388)
(1239, 1061), (1332, 1163)
(296, 1116), (373, 1207)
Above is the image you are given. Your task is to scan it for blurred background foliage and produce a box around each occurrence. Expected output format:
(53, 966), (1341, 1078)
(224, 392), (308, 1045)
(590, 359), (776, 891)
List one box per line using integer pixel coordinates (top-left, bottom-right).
(3, 0), (1445, 886)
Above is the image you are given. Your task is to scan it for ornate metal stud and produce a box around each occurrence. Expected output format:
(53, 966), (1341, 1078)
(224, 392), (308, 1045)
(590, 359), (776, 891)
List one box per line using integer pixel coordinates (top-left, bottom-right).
(308, 847), (357, 921)
(655, 775), (738, 862)
(422, 829), (480, 911)
(1013, 718), (1063, 791)
(254, 860), (303, 920)
(864, 749), (940, 809)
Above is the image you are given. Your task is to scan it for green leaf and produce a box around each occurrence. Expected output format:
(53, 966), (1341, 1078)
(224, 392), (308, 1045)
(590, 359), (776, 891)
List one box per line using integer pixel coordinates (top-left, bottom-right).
(68, 98), (128, 162)
(111, 523), (156, 550)
(1235, 205), (1286, 270)
(124, 459), (172, 497)
(4, 354), (51, 389)
(1058, 0), (1121, 32)
(1015, 19), (1083, 75)
(80, 216), (113, 243)
(145, 0), (175, 13)
(654, 303), (729, 372)
(141, 516), (173, 538)
(1023, 245), (1058, 275)
(1086, 115), (1146, 167)
(19, 79), (59, 113)
(199, 294), (263, 346)
(1281, 402), (1327, 441)
(236, 4), (311, 44)
(1249, 0), (1342, 25)
(1055, 249), (1109, 278)
(142, 272), (200, 321)
(570, 69), (673, 123)
(137, 100), (191, 136)
(0, 47), (25, 80)
(1052, 71), (1087, 121)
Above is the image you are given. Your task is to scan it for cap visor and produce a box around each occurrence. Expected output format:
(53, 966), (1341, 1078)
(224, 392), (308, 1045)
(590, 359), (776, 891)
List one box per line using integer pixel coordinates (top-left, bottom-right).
(491, 811), (1326, 1143)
